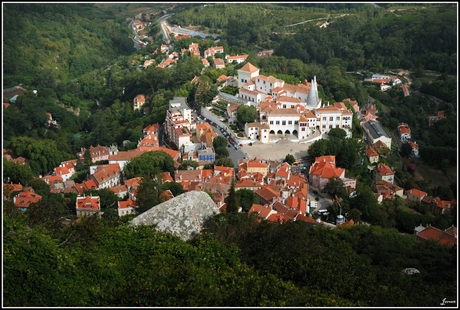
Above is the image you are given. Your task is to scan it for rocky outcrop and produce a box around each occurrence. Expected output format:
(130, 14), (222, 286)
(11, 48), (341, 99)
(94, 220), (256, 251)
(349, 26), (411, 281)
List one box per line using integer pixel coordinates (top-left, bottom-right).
(129, 190), (219, 241)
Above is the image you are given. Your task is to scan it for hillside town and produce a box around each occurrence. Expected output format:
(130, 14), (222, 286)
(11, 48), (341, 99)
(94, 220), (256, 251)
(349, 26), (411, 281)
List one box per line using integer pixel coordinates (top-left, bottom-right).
(2, 10), (456, 248)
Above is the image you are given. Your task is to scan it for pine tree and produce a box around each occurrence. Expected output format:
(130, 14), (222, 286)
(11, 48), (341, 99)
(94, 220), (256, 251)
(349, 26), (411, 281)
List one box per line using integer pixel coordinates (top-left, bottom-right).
(224, 178), (238, 213)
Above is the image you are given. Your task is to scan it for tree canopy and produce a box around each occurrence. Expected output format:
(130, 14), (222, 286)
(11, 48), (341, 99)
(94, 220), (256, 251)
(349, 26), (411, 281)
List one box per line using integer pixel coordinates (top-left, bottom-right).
(123, 151), (175, 179)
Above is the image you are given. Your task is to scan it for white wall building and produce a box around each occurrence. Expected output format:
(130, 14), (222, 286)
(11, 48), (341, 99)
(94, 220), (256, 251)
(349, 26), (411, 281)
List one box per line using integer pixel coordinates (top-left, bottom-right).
(232, 62), (353, 143)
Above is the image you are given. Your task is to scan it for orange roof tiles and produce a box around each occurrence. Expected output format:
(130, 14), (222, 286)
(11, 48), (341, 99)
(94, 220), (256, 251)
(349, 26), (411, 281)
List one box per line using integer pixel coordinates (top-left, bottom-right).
(406, 188), (428, 198)
(249, 203), (274, 220)
(374, 163), (394, 176)
(76, 196), (100, 211)
(417, 225), (457, 247)
(238, 62), (259, 73)
(366, 145), (379, 157)
(14, 190), (42, 208)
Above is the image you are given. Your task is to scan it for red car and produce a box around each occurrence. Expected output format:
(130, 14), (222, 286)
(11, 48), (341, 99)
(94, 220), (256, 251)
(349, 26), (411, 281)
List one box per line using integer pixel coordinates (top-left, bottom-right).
(229, 138), (234, 143)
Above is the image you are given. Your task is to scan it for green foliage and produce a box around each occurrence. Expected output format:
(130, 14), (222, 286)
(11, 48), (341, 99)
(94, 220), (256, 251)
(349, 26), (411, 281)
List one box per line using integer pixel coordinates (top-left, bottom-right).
(27, 178), (51, 197)
(3, 160), (35, 185)
(214, 157), (234, 168)
(283, 154), (296, 165)
(123, 151), (175, 179)
(178, 160), (199, 170)
(84, 188), (119, 210)
(235, 189), (259, 212)
(161, 182), (184, 197)
(215, 147), (229, 158)
(236, 105), (257, 126)
(328, 127), (347, 139)
(3, 198), (457, 307)
(323, 178), (347, 198)
(349, 183), (379, 222)
(10, 137), (66, 176)
(219, 85), (239, 95)
(224, 178), (238, 213)
(308, 137), (365, 170)
(135, 176), (163, 214)
(26, 197), (68, 231)
(3, 4), (135, 85)
(212, 136), (227, 149)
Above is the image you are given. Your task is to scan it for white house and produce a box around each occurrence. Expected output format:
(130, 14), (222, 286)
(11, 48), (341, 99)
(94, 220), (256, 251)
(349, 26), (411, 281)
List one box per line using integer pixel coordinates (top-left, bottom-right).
(362, 120), (392, 149)
(237, 62), (260, 88)
(398, 123), (411, 142)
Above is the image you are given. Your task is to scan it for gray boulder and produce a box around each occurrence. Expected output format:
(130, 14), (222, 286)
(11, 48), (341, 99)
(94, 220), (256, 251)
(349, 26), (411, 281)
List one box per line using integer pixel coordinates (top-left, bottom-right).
(129, 190), (220, 241)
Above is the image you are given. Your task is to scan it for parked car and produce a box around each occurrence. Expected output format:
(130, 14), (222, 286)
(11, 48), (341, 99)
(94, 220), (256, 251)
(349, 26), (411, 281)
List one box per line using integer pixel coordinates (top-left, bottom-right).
(312, 190), (318, 195)
(314, 209), (329, 216)
(229, 138), (234, 143)
(249, 142), (253, 146)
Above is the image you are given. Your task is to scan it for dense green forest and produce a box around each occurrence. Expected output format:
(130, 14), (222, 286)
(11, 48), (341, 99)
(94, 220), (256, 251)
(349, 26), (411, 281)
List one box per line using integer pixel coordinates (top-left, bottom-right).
(3, 207), (457, 307)
(2, 3), (457, 306)
(3, 3), (135, 86)
(169, 3), (457, 75)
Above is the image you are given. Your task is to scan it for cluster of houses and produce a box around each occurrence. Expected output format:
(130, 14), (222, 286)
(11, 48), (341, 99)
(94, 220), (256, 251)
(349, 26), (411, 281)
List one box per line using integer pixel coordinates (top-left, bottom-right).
(214, 62), (358, 143)
(365, 73), (410, 96)
(2, 35), (455, 246)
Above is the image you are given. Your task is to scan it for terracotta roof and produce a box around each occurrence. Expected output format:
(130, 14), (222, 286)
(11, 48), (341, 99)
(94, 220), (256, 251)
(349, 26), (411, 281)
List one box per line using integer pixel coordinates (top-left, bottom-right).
(3, 183), (23, 195)
(14, 190), (42, 208)
(268, 108), (299, 117)
(417, 225), (457, 247)
(124, 177), (141, 189)
(149, 147), (180, 160)
(374, 163), (394, 176)
(247, 161), (269, 168)
(226, 54), (248, 61)
(235, 178), (262, 188)
(214, 58), (225, 66)
(249, 203), (274, 220)
(309, 156), (344, 178)
(134, 94), (146, 103)
(373, 140), (389, 150)
(76, 195), (100, 211)
(271, 200), (285, 213)
(91, 164), (121, 185)
(255, 185), (280, 202)
(238, 62), (259, 73)
(275, 162), (290, 178)
(276, 96), (301, 103)
(366, 145), (379, 157)
(406, 188), (428, 198)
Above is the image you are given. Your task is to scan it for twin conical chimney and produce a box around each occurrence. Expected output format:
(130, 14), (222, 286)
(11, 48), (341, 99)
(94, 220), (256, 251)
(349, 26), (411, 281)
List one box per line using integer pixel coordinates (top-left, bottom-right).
(306, 76), (319, 108)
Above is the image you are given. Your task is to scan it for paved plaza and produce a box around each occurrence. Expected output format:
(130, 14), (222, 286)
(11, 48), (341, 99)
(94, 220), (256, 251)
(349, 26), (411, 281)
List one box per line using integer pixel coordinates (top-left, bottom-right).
(241, 131), (323, 163)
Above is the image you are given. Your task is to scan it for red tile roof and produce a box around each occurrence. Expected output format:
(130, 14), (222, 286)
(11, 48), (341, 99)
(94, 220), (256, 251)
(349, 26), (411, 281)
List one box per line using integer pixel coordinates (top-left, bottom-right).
(417, 225), (457, 247)
(406, 188), (428, 198)
(238, 62), (259, 73)
(76, 195), (100, 211)
(374, 163), (394, 176)
(14, 190), (42, 208)
(248, 203), (274, 220)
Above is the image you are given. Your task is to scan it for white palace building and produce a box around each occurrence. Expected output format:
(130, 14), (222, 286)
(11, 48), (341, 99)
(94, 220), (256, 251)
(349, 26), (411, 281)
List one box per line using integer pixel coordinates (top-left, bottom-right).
(234, 62), (354, 143)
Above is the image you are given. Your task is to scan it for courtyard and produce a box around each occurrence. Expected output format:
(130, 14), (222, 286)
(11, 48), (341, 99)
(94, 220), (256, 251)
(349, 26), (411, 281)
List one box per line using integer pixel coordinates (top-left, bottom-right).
(241, 133), (321, 163)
